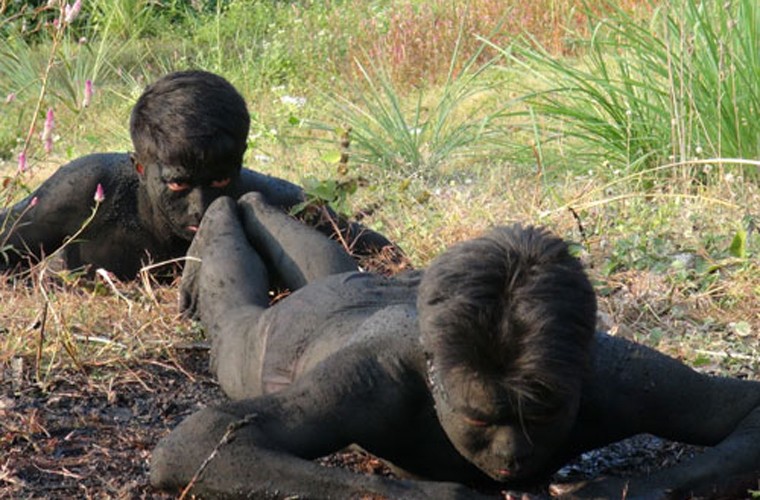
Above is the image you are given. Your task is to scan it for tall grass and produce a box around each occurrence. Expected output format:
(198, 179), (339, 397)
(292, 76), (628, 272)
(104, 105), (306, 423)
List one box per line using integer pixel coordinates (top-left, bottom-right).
(306, 36), (505, 182)
(498, 0), (760, 179)
(350, 0), (646, 87)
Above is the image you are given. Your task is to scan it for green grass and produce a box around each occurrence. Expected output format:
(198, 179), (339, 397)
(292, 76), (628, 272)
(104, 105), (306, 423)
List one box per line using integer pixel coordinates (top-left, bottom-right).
(0, 0), (757, 384)
(304, 33), (506, 183)
(498, 0), (760, 179)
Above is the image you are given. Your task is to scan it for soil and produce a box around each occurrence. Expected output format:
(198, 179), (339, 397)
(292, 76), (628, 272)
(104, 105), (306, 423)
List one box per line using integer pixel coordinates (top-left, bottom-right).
(0, 347), (223, 498)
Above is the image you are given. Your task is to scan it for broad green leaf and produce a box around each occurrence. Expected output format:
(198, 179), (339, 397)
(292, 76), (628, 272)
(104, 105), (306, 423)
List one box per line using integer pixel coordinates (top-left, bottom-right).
(728, 229), (747, 259)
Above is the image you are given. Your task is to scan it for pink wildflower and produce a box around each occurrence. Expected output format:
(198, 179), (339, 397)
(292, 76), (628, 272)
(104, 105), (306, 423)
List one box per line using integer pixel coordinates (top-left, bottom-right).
(17, 151), (26, 173)
(94, 183), (105, 203)
(64, 0), (82, 24)
(83, 80), (93, 107)
(30, 197), (39, 208)
(41, 108), (54, 142)
(5, 93), (15, 104)
(42, 108), (54, 154)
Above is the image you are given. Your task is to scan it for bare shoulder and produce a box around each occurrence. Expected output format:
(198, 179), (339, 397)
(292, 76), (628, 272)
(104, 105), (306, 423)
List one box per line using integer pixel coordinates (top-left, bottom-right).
(35, 153), (134, 202)
(238, 168), (304, 207)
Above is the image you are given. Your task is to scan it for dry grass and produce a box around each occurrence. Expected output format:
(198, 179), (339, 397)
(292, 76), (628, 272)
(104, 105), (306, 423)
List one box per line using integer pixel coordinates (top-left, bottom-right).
(347, 0), (650, 87)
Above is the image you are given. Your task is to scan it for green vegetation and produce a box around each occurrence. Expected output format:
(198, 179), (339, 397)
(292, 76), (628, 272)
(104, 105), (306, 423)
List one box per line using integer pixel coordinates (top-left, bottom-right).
(1, 0), (757, 385)
(503, 0), (760, 176)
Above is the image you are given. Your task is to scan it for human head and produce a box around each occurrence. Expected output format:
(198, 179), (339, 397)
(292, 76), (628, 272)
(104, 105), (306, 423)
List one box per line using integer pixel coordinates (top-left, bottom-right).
(129, 70), (250, 239)
(417, 224), (596, 480)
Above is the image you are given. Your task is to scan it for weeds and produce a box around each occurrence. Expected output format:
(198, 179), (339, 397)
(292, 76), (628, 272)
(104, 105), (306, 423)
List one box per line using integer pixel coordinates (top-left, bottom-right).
(307, 31), (505, 183)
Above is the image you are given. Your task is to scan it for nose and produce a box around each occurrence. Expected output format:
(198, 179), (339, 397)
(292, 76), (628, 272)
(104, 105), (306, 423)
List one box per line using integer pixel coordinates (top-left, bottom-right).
(491, 429), (533, 469)
(187, 187), (214, 223)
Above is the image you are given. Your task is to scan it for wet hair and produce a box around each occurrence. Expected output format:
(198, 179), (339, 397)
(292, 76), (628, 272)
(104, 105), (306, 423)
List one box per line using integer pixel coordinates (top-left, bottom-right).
(417, 224), (596, 412)
(129, 70), (250, 175)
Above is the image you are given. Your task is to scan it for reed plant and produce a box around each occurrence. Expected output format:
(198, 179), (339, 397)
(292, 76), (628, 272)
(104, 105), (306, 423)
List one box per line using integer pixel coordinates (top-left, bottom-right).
(497, 0), (759, 180)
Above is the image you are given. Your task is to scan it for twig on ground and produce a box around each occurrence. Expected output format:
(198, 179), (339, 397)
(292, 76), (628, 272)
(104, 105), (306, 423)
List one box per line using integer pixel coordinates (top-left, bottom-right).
(72, 334), (128, 350)
(179, 413), (258, 499)
(694, 349), (757, 362)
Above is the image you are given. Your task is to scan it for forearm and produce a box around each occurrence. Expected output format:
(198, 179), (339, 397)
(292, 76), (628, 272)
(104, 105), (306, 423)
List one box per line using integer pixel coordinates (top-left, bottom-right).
(565, 406), (760, 499)
(151, 405), (488, 500)
(0, 198), (40, 268)
(646, 405), (760, 498)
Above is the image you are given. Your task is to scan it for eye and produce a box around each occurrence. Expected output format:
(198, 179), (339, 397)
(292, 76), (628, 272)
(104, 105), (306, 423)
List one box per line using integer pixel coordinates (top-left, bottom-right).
(210, 177), (231, 188)
(167, 181), (191, 192)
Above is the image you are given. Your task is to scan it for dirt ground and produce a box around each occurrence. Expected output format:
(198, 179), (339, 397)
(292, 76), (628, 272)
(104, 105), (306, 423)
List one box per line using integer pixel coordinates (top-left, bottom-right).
(1, 340), (717, 500)
(0, 346), (222, 498)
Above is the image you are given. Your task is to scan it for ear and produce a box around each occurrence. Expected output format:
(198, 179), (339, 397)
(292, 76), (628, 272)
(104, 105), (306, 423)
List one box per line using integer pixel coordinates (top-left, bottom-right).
(130, 153), (145, 176)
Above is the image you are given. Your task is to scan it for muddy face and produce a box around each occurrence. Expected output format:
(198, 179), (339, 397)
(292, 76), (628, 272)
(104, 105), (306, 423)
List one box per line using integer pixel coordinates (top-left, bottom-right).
(430, 366), (579, 481)
(141, 160), (240, 240)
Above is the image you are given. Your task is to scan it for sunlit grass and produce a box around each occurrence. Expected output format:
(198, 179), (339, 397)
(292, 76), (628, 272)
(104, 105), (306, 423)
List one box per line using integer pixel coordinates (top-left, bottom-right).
(1, 0), (757, 388)
(496, 0), (760, 178)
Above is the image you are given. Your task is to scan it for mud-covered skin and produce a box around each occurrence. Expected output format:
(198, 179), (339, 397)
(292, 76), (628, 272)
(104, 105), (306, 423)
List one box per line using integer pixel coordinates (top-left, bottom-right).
(1, 70), (401, 280)
(152, 195), (760, 499)
(0, 153), (399, 280)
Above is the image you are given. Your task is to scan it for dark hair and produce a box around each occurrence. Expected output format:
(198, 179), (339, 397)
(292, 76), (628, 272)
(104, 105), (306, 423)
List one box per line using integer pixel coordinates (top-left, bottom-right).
(417, 224), (596, 410)
(129, 70), (250, 174)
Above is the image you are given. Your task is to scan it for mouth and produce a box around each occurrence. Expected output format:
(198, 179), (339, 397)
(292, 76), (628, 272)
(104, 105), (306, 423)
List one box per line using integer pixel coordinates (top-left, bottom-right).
(495, 468), (514, 479)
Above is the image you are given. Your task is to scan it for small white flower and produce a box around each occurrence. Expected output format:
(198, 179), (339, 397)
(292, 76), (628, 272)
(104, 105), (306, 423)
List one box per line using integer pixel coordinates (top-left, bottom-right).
(280, 95), (306, 108)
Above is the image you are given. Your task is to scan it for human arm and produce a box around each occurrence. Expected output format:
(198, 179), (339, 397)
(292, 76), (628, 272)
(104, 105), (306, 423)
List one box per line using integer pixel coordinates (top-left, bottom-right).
(238, 168), (408, 270)
(561, 334), (760, 498)
(0, 154), (112, 272)
(150, 343), (491, 499)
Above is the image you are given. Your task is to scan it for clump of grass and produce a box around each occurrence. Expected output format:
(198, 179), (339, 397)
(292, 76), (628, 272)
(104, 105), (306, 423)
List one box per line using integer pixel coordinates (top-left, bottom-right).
(307, 33), (506, 183)
(498, 0), (760, 179)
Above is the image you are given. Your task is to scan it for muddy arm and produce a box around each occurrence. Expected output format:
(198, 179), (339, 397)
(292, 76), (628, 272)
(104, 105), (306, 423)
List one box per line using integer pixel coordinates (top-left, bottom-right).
(567, 335), (760, 498)
(150, 347), (488, 499)
(1, 157), (105, 272)
(238, 169), (407, 268)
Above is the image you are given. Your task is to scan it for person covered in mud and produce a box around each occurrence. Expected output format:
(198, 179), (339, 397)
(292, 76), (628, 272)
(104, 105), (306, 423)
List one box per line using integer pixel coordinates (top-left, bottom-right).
(150, 192), (760, 499)
(0, 70), (402, 280)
